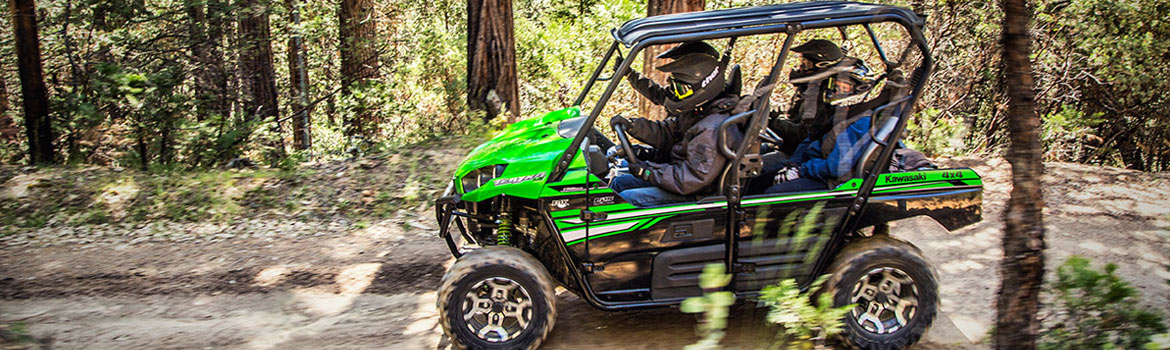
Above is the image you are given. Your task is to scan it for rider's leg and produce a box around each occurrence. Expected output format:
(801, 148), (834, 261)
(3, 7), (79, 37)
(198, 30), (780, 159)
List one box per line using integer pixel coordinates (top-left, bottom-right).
(618, 186), (695, 207)
(746, 152), (792, 195)
(763, 177), (829, 194)
(609, 174), (654, 193)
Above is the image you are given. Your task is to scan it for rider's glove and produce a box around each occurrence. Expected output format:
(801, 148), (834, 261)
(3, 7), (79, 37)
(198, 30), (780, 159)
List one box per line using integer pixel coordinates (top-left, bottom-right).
(610, 115), (633, 130)
(628, 162), (649, 180)
(774, 164), (801, 184)
(632, 144), (657, 161)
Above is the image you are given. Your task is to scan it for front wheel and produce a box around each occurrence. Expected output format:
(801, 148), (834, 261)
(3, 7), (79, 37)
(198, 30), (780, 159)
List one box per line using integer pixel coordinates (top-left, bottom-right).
(824, 236), (939, 350)
(437, 246), (557, 350)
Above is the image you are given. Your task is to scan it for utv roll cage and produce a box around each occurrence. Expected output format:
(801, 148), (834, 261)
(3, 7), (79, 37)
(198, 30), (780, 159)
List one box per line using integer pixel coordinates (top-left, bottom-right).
(553, 1), (931, 296)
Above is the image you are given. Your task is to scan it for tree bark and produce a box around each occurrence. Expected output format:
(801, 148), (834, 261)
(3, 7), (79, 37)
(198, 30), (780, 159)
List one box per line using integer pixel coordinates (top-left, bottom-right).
(237, 0), (284, 157)
(995, 0), (1046, 348)
(339, 0), (380, 138)
(206, 0), (231, 119)
(467, 0), (519, 123)
(287, 0), (311, 150)
(0, 78), (16, 145)
(186, 0), (219, 121)
(0, 77), (8, 117)
(640, 0), (704, 121)
(8, 0), (55, 165)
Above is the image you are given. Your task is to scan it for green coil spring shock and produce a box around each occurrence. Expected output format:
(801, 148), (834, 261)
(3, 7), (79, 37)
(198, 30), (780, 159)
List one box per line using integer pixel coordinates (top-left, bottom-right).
(496, 211), (513, 246)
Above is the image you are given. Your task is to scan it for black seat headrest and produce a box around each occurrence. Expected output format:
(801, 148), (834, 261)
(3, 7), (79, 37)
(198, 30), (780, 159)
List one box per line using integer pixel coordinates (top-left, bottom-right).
(724, 64), (742, 97)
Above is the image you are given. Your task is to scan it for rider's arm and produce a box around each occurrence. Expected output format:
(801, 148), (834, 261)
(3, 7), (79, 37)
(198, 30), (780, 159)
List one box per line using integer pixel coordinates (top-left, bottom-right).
(767, 118), (808, 155)
(627, 70), (671, 106)
(627, 116), (683, 150)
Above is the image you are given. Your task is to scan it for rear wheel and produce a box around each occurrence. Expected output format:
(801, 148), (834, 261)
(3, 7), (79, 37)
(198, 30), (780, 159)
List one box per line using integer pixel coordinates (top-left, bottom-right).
(825, 236), (938, 350)
(437, 246), (557, 350)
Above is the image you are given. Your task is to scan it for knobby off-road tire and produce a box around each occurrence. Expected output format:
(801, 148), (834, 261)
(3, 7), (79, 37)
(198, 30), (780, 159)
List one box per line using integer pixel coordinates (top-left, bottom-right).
(825, 236), (939, 350)
(437, 246), (557, 350)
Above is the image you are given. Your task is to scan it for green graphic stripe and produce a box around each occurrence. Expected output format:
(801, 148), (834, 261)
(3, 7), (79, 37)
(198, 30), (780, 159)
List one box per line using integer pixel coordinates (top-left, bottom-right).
(742, 195), (836, 208)
(636, 216), (673, 230)
(872, 182), (954, 194)
(550, 209), (580, 218)
(556, 221), (583, 231)
(566, 220), (649, 246)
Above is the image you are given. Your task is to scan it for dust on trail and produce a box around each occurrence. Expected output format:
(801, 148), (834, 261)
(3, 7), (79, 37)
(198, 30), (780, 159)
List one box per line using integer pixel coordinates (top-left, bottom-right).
(2, 158), (1169, 349)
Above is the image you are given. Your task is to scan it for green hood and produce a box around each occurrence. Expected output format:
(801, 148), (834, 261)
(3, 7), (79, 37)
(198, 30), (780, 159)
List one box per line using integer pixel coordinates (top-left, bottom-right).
(454, 107), (588, 202)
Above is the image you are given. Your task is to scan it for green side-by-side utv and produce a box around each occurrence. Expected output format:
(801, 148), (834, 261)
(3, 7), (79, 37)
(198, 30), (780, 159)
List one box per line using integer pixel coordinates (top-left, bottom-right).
(434, 2), (983, 349)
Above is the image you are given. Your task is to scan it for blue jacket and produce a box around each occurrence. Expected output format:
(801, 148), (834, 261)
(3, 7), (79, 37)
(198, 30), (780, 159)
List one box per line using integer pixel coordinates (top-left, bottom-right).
(789, 116), (873, 182)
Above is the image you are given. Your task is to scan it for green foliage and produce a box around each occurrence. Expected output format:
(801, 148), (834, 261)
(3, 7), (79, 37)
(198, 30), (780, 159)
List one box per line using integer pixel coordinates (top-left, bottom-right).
(1147, 333), (1170, 350)
(904, 108), (968, 157)
(758, 277), (851, 349)
(513, 0), (643, 116)
(680, 264), (736, 350)
(1042, 105), (1105, 161)
(1039, 256), (1167, 350)
(0, 322), (39, 348)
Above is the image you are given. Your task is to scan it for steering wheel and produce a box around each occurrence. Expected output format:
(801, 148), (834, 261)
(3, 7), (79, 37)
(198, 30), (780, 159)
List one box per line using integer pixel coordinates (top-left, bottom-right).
(611, 117), (644, 169)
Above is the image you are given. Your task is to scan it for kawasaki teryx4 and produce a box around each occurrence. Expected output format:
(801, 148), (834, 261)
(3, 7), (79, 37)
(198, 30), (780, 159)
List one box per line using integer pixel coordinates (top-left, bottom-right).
(434, 2), (983, 349)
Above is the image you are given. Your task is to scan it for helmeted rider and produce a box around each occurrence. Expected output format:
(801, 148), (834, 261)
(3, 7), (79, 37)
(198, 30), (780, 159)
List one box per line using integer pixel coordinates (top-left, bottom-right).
(758, 39), (885, 194)
(768, 39), (848, 156)
(609, 41), (742, 207)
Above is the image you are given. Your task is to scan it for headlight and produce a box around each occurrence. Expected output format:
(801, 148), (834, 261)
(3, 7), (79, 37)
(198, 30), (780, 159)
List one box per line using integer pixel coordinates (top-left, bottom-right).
(460, 164), (507, 193)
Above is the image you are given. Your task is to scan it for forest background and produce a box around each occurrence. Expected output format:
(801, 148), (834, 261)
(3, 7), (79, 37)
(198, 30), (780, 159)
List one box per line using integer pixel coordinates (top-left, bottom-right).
(0, 0), (1167, 171)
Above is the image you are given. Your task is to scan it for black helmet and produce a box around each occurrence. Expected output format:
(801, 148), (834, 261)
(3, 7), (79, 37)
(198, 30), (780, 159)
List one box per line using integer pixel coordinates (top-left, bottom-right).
(655, 42), (725, 114)
(825, 59), (878, 106)
(792, 39), (844, 67)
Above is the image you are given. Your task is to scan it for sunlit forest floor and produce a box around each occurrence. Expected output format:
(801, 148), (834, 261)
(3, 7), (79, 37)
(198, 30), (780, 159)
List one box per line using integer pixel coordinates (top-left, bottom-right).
(1, 142), (1168, 349)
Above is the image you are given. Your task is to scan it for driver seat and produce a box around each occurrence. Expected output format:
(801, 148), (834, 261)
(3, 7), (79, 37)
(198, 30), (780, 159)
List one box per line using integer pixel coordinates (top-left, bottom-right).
(724, 64), (743, 97)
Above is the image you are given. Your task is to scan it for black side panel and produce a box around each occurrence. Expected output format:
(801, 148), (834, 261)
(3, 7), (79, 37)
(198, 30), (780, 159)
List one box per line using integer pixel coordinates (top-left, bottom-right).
(651, 244), (724, 299)
(856, 187), (983, 231)
(733, 237), (820, 291)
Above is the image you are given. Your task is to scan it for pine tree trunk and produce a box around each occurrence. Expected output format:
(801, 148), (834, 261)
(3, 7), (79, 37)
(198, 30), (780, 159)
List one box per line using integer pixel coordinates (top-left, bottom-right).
(237, 0), (284, 157)
(995, 0), (1046, 348)
(8, 0), (55, 165)
(206, 0), (231, 119)
(640, 0), (704, 121)
(339, 0), (380, 138)
(0, 77), (8, 117)
(0, 78), (15, 145)
(287, 0), (311, 150)
(467, 0), (519, 123)
(186, 0), (215, 121)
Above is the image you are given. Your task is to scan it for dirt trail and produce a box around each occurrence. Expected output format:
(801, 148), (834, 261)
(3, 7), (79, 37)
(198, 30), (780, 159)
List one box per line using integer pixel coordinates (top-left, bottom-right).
(2, 158), (1169, 349)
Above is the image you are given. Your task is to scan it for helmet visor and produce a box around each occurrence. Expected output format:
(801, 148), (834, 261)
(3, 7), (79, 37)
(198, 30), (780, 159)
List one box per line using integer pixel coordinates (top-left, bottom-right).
(668, 78), (694, 101)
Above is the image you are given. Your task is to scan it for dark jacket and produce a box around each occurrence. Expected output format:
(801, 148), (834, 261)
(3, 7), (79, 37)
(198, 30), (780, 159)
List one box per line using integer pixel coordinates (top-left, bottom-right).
(788, 113), (872, 185)
(631, 98), (741, 196)
(623, 70), (742, 196)
(625, 70), (737, 161)
(766, 79), (833, 156)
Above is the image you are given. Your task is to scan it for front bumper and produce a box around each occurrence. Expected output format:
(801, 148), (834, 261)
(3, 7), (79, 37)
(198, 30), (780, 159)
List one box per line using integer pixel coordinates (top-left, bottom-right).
(434, 183), (495, 258)
(434, 194), (469, 258)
